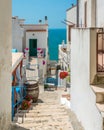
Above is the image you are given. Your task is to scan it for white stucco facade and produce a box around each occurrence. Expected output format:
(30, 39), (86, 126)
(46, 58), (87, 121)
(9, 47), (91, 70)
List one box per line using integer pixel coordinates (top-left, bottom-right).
(96, 0), (104, 27)
(22, 24), (48, 77)
(71, 28), (102, 130)
(0, 0), (12, 130)
(78, 0), (96, 27)
(12, 17), (24, 52)
(78, 0), (104, 28)
(58, 44), (68, 71)
(26, 31), (48, 50)
(66, 6), (77, 25)
(66, 5), (77, 43)
(22, 24), (48, 55)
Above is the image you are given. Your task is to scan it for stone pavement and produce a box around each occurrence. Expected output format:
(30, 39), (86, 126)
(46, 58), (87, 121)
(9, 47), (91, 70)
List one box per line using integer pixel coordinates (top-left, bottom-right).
(11, 57), (84, 130)
(25, 57), (39, 81)
(11, 88), (84, 130)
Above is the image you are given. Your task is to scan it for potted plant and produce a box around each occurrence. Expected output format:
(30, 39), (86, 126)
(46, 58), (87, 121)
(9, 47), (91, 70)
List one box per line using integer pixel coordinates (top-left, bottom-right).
(25, 95), (33, 104)
(21, 100), (31, 110)
(59, 71), (68, 79)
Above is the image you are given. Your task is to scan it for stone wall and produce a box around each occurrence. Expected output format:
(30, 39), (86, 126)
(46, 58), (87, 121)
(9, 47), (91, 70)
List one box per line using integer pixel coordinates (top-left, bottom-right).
(0, 0), (12, 130)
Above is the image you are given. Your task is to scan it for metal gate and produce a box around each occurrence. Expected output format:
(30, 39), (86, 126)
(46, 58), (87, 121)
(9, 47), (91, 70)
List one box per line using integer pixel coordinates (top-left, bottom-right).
(97, 32), (104, 72)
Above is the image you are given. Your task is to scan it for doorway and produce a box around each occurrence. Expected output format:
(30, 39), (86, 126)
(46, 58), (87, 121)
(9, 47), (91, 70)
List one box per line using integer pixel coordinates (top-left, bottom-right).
(29, 39), (37, 57)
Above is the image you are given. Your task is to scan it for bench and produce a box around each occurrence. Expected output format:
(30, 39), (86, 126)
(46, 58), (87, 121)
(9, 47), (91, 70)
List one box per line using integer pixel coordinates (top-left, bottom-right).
(44, 83), (57, 90)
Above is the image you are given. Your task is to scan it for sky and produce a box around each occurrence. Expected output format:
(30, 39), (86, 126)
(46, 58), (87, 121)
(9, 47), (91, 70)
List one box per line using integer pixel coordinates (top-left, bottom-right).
(12, 0), (76, 29)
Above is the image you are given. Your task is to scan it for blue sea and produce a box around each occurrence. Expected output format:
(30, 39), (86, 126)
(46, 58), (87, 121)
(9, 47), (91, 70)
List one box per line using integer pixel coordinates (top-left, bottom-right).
(48, 28), (66, 61)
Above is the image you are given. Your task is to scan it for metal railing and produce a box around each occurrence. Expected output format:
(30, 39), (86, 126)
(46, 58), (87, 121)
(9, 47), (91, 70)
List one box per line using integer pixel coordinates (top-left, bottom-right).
(97, 32), (104, 72)
(12, 84), (26, 120)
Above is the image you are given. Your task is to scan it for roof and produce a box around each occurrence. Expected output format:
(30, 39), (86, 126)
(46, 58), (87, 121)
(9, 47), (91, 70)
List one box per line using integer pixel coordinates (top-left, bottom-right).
(21, 24), (48, 27)
(66, 5), (77, 12)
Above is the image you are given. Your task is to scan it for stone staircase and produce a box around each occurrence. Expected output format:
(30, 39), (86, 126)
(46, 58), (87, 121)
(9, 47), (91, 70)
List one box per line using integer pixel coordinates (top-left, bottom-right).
(13, 103), (73, 130)
(92, 74), (104, 130)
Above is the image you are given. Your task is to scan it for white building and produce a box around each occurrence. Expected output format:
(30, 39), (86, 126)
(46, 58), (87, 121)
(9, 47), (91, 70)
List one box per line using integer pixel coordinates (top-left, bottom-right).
(70, 1), (104, 130)
(22, 20), (48, 77)
(58, 5), (77, 87)
(12, 16), (24, 52)
(12, 16), (49, 79)
(58, 41), (68, 71)
(66, 5), (77, 43)
(78, 0), (104, 28)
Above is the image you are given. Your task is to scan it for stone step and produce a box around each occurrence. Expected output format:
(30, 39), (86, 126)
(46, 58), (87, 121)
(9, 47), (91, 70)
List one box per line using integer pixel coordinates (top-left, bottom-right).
(92, 74), (104, 85)
(15, 109), (66, 117)
(31, 106), (65, 110)
(17, 106), (65, 114)
(14, 113), (69, 123)
(30, 108), (65, 112)
(31, 103), (64, 107)
(16, 120), (73, 129)
(92, 85), (104, 103)
(96, 103), (104, 113)
(96, 103), (104, 130)
(92, 86), (104, 94)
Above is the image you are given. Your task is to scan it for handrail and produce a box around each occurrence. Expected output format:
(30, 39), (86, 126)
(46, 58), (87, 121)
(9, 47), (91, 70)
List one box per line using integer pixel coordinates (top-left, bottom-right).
(12, 85), (26, 120)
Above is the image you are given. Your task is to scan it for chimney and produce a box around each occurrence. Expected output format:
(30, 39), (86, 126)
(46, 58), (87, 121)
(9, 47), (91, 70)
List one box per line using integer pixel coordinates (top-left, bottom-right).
(45, 16), (48, 24)
(72, 3), (74, 7)
(39, 19), (42, 24)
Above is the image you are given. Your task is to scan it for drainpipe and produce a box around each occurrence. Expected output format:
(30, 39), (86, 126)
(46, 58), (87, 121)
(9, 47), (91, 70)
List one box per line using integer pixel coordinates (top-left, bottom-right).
(76, 0), (79, 27)
(95, 0), (96, 27)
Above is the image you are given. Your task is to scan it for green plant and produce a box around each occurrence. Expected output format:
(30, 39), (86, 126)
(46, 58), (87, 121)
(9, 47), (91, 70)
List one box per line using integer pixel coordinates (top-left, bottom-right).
(66, 75), (70, 83)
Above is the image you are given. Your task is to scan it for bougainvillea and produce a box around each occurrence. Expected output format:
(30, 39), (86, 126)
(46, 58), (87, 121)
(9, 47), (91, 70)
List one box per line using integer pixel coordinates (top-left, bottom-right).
(59, 71), (68, 79)
(43, 60), (45, 65)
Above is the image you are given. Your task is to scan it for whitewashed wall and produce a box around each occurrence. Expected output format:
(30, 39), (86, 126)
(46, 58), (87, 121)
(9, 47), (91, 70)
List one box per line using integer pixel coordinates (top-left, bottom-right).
(12, 17), (24, 52)
(26, 31), (48, 49)
(79, 0), (104, 27)
(79, 0), (96, 27)
(96, 0), (104, 27)
(26, 31), (48, 60)
(38, 58), (47, 81)
(66, 6), (77, 25)
(26, 31), (48, 77)
(0, 0), (12, 129)
(66, 6), (76, 43)
(71, 28), (102, 130)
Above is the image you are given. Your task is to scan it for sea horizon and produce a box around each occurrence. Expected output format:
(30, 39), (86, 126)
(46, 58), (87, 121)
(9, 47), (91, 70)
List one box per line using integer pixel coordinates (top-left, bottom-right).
(48, 28), (66, 61)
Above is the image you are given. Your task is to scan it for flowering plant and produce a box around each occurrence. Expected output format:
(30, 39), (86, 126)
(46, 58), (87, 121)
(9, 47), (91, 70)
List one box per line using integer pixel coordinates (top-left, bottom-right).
(59, 71), (68, 79)
(43, 60), (45, 65)
(21, 100), (31, 110)
(25, 48), (29, 50)
(37, 48), (41, 50)
(25, 95), (33, 101)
